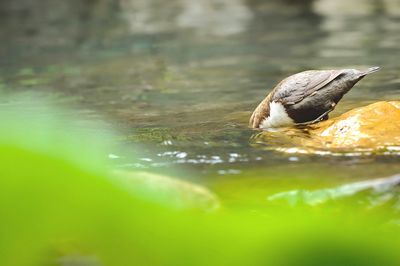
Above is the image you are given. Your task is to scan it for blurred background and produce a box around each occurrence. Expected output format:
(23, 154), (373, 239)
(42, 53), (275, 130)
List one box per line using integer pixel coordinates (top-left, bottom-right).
(1, 0), (400, 208)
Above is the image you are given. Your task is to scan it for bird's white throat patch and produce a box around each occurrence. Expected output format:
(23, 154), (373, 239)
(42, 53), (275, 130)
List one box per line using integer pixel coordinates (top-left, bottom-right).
(259, 101), (294, 129)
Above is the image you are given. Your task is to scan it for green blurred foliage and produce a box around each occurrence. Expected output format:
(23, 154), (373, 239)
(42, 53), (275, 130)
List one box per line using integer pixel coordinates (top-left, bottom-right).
(1, 95), (400, 266)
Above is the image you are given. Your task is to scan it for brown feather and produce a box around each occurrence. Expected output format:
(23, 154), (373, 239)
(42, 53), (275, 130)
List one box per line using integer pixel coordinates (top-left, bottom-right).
(249, 91), (274, 128)
(273, 70), (346, 106)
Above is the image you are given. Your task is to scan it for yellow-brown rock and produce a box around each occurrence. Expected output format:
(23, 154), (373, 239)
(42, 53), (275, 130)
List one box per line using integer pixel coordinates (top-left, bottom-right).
(251, 101), (400, 155)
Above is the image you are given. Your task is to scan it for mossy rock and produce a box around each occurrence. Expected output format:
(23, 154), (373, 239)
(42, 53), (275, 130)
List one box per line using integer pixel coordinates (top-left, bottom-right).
(114, 171), (220, 211)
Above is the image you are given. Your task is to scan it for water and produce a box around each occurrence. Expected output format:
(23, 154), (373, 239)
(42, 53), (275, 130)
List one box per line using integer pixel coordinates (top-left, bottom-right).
(1, 0), (400, 208)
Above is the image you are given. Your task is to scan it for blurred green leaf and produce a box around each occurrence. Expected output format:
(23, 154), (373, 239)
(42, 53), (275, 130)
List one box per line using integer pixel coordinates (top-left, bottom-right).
(2, 94), (400, 266)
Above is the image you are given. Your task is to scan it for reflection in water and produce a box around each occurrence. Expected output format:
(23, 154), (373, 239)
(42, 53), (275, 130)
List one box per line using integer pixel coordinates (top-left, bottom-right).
(119, 0), (180, 34)
(121, 0), (252, 36)
(0, 0), (120, 51)
(314, 0), (400, 17)
(313, 0), (400, 61)
(177, 0), (252, 36)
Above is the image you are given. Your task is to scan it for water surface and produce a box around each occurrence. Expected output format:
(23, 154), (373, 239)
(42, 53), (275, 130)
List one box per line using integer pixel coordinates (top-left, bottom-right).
(1, 0), (400, 209)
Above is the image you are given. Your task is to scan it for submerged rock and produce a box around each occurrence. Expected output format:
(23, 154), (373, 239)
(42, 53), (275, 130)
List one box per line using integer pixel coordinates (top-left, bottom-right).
(114, 171), (220, 211)
(268, 174), (400, 210)
(251, 101), (400, 155)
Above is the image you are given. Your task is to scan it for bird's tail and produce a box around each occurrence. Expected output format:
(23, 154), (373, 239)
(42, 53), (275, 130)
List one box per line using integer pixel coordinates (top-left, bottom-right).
(361, 66), (381, 75)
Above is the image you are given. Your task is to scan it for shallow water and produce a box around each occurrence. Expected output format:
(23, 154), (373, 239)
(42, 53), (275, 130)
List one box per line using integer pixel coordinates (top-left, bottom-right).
(1, 0), (400, 208)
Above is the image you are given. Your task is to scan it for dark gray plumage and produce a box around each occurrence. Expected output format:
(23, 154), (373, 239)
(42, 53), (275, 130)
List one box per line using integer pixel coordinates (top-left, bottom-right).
(249, 67), (380, 129)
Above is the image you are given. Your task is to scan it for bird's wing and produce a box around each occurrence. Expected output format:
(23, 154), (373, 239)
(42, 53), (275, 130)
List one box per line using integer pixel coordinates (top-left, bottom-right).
(272, 70), (345, 105)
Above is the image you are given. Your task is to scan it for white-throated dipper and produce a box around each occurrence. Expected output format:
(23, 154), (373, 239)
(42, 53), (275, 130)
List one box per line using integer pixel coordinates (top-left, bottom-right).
(249, 67), (380, 129)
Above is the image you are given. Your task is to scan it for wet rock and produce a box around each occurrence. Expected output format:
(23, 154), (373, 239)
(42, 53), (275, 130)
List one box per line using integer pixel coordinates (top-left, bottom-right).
(251, 101), (400, 155)
(114, 171), (220, 211)
(311, 101), (400, 148)
(268, 174), (400, 211)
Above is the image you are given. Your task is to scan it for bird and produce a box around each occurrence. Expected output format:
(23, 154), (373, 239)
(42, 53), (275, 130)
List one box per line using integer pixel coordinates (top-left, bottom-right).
(249, 66), (380, 129)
